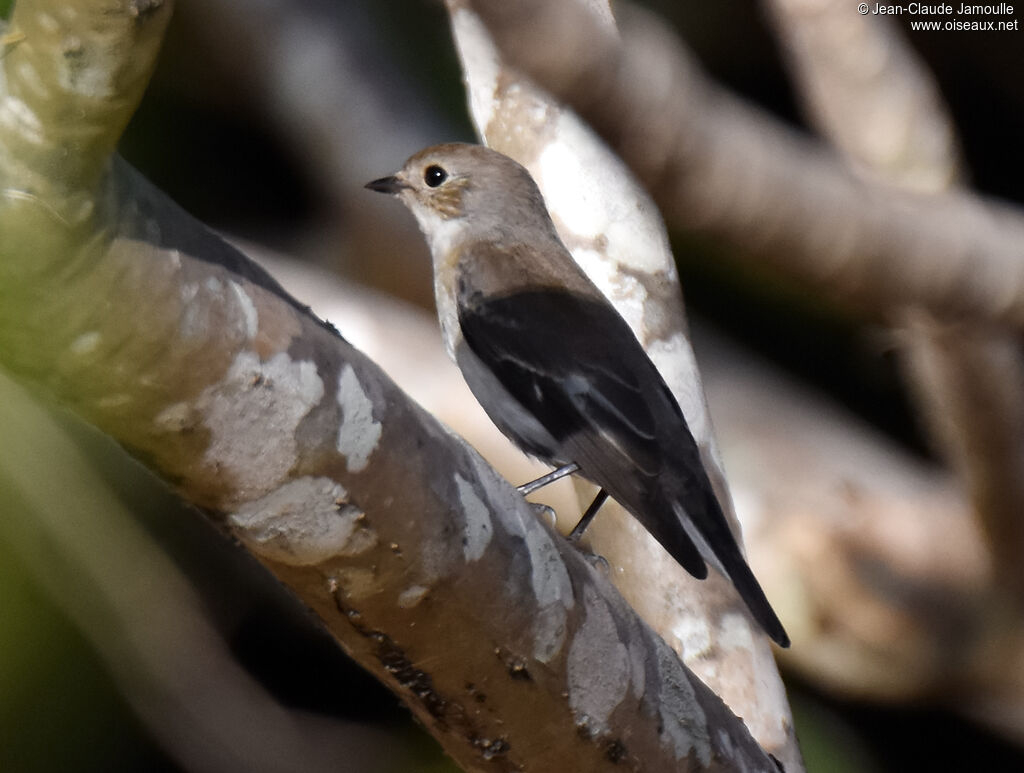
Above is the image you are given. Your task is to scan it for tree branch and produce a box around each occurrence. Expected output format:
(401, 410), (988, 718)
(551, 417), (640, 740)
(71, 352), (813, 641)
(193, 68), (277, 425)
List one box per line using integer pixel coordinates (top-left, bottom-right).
(0, 370), (423, 773)
(0, 1), (782, 769)
(762, 0), (962, 190)
(446, 3), (800, 768)
(762, 0), (1024, 601)
(2, 162), (781, 772)
(465, 0), (1024, 327)
(268, 252), (1024, 746)
(897, 314), (1024, 599)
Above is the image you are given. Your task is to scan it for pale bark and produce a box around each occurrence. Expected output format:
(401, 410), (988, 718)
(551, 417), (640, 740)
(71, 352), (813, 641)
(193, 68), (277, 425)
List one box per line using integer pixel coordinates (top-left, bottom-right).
(0, 1), (782, 770)
(447, 3), (800, 768)
(0, 370), (421, 773)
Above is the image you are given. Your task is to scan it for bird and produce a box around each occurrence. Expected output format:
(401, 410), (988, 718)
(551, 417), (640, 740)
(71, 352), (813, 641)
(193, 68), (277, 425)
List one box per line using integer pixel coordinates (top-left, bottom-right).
(366, 142), (789, 647)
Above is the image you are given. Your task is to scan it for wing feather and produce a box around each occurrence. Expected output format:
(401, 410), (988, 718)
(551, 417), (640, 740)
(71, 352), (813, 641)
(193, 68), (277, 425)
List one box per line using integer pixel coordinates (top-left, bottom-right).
(457, 287), (666, 476)
(457, 284), (791, 645)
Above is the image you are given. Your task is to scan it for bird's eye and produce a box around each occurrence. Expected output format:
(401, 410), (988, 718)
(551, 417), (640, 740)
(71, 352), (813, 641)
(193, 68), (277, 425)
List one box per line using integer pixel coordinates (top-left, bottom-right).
(424, 165), (448, 188)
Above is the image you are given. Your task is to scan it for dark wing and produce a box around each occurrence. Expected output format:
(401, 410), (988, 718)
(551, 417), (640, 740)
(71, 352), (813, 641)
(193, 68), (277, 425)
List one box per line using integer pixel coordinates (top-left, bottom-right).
(458, 288), (660, 473)
(458, 285), (791, 646)
(457, 286), (708, 577)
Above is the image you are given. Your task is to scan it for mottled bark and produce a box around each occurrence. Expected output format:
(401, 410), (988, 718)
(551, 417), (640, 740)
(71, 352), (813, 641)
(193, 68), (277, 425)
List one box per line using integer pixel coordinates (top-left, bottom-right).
(0, 1), (782, 770)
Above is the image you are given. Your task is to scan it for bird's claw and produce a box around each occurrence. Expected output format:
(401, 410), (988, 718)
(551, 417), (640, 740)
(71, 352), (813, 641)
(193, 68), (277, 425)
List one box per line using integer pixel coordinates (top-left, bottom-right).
(529, 502), (558, 528)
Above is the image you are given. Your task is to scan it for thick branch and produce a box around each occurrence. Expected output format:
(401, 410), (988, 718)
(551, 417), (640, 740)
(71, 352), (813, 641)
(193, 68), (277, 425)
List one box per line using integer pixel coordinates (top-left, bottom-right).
(0, 371), (421, 773)
(261, 254), (1024, 744)
(2, 157), (780, 772)
(0, 2), (779, 769)
(465, 0), (1024, 327)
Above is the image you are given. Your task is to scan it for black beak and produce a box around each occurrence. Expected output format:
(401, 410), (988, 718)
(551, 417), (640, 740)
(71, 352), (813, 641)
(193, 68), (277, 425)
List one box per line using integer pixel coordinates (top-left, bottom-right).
(365, 175), (407, 194)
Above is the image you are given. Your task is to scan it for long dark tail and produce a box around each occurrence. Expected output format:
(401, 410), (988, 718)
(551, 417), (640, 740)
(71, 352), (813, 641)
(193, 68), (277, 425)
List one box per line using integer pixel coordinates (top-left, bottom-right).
(668, 495), (790, 648)
(711, 531), (790, 648)
(608, 484), (789, 647)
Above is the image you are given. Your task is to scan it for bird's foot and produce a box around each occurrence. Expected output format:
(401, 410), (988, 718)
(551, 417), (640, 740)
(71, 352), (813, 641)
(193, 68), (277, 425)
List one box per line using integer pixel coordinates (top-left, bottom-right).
(581, 550), (611, 577)
(529, 502), (558, 528)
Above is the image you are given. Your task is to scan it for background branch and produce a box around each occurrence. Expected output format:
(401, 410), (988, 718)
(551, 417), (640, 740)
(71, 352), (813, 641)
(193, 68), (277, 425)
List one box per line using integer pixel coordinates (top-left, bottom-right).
(763, 0), (1024, 602)
(466, 0), (1024, 327)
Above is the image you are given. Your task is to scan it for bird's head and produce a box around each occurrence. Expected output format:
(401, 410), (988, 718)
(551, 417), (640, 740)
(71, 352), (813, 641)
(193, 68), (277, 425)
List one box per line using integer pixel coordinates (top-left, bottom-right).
(366, 143), (555, 249)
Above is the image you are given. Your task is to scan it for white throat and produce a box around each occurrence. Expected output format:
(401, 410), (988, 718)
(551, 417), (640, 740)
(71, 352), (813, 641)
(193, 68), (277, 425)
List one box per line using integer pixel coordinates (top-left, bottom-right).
(407, 203), (467, 361)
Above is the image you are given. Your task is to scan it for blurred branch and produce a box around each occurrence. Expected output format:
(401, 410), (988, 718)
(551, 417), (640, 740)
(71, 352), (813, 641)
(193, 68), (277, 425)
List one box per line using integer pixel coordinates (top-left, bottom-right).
(762, 0), (961, 190)
(704, 317), (1024, 745)
(759, 0), (1024, 745)
(0, 2), (781, 770)
(897, 314), (1024, 600)
(181, 0), (445, 186)
(465, 0), (1024, 327)
(702, 323), (1024, 748)
(699, 326), (992, 702)
(763, 0), (1024, 601)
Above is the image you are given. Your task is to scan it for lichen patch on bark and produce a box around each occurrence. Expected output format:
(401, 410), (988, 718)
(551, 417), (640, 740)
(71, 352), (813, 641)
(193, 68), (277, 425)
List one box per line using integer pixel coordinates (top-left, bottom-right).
(672, 613), (714, 661)
(152, 401), (196, 433)
(456, 473), (494, 562)
(229, 476), (372, 566)
(532, 603), (568, 664)
(465, 454), (574, 661)
(567, 585), (631, 734)
(398, 584), (431, 609)
(0, 95), (44, 144)
(68, 330), (102, 356)
(198, 350), (324, 501)
(229, 280), (259, 339)
(335, 363), (382, 473)
(654, 637), (711, 765)
(718, 612), (755, 653)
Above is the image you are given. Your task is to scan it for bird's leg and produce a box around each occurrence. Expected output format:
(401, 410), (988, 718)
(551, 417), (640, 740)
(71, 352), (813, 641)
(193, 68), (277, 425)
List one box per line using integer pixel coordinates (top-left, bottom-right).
(517, 462), (579, 495)
(517, 465), (607, 542)
(568, 489), (610, 542)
